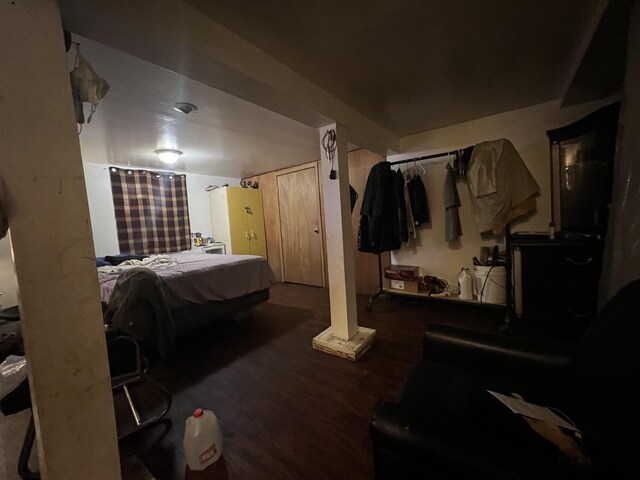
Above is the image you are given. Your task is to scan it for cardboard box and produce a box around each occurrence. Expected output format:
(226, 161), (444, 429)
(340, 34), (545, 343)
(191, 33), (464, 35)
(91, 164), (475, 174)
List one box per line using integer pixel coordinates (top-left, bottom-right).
(384, 264), (420, 281)
(389, 279), (419, 293)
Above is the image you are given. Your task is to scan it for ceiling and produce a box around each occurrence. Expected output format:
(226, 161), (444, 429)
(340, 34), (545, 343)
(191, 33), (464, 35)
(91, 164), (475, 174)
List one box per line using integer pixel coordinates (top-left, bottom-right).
(562, 0), (634, 107)
(74, 36), (319, 178)
(187, 0), (603, 136)
(67, 0), (610, 177)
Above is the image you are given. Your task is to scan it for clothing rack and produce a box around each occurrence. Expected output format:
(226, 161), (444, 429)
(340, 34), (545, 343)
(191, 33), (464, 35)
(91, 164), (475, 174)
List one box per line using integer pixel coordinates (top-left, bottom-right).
(365, 149), (514, 326)
(388, 150), (459, 167)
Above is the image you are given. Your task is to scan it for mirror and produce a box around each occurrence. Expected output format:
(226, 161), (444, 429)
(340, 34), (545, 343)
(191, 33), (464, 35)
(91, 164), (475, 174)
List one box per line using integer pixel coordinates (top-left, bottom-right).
(547, 102), (620, 237)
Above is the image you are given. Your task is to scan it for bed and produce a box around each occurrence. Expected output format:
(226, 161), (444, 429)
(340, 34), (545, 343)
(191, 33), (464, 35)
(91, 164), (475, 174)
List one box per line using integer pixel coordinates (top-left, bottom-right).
(99, 252), (274, 359)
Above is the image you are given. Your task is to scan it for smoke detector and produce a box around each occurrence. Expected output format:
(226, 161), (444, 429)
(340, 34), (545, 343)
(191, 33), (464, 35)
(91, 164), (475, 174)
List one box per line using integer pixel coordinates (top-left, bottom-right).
(173, 102), (198, 114)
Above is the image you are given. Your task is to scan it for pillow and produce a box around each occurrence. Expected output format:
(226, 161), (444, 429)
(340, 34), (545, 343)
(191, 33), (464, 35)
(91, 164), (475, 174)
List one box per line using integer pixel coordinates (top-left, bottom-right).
(96, 257), (110, 267)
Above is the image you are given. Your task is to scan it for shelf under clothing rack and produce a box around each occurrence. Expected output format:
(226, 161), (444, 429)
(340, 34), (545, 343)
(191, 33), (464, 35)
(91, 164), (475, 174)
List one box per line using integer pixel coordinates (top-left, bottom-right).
(365, 150), (514, 325)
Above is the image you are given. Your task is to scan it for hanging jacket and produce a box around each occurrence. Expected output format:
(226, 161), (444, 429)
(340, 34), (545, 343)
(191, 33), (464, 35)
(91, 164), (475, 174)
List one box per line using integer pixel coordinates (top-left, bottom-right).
(395, 170), (408, 243)
(358, 162), (401, 252)
(443, 163), (462, 243)
(408, 174), (430, 225)
(404, 177), (416, 244)
(466, 138), (539, 233)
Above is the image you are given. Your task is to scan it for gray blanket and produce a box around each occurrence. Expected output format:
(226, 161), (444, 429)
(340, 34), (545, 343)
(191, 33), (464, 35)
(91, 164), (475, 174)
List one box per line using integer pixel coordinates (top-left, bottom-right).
(99, 253), (274, 304)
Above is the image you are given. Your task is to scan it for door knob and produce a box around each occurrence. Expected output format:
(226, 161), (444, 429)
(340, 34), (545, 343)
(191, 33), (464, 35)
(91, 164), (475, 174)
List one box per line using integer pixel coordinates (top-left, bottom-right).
(251, 231), (257, 239)
(245, 231), (250, 240)
(313, 227), (319, 233)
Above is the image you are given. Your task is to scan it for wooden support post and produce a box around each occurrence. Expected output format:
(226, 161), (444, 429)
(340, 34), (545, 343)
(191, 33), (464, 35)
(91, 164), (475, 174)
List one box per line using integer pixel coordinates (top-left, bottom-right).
(0, 2), (121, 479)
(313, 124), (375, 360)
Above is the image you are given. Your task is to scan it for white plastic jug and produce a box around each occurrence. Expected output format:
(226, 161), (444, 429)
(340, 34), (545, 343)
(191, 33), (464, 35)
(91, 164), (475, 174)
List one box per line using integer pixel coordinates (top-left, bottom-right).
(183, 408), (223, 471)
(458, 268), (474, 300)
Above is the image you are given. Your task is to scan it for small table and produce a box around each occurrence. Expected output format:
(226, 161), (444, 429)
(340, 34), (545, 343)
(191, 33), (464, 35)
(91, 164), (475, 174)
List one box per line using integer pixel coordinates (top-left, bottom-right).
(203, 242), (226, 255)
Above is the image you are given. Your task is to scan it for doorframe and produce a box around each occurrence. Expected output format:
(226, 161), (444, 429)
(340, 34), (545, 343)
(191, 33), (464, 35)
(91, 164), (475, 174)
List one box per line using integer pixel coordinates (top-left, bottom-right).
(275, 161), (327, 287)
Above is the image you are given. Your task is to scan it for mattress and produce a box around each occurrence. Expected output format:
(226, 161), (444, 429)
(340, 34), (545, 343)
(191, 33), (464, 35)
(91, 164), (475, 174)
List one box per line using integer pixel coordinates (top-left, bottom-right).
(98, 252), (274, 304)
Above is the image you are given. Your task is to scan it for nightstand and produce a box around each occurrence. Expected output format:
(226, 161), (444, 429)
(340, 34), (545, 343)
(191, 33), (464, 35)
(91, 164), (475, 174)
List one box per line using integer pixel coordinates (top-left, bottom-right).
(202, 242), (226, 255)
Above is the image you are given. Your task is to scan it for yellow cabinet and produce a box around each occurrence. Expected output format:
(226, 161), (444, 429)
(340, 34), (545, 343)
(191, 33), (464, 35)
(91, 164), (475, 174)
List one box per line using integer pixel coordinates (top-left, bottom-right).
(209, 187), (267, 257)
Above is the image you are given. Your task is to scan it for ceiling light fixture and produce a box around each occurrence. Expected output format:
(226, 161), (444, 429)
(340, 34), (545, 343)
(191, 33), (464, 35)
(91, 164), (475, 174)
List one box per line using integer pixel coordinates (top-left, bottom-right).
(173, 102), (198, 114)
(155, 148), (183, 164)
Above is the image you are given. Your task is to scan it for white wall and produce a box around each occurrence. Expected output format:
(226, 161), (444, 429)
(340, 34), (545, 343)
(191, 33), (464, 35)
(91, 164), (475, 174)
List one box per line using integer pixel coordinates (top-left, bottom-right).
(83, 163), (120, 257)
(0, 236), (17, 307)
(390, 97), (619, 287)
(82, 163), (239, 256)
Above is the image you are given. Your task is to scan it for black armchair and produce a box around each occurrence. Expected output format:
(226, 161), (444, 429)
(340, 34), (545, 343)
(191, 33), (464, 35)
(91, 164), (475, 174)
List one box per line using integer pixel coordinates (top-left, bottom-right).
(370, 279), (640, 480)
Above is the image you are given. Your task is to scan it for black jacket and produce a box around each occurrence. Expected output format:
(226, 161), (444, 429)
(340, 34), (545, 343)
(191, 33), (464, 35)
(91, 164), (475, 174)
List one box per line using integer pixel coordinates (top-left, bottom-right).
(408, 174), (429, 225)
(395, 170), (408, 243)
(358, 162), (401, 252)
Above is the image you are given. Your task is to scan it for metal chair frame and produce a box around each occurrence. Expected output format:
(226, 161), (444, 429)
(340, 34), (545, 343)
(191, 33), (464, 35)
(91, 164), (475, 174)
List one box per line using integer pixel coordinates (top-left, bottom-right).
(17, 336), (172, 480)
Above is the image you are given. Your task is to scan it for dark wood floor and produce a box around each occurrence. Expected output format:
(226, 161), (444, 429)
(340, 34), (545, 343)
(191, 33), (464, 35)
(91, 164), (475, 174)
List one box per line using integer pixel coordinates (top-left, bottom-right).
(120, 283), (505, 480)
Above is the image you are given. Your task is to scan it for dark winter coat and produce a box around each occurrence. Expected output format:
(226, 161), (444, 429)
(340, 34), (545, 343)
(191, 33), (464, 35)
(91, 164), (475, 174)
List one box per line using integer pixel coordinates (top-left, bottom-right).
(358, 162), (401, 252)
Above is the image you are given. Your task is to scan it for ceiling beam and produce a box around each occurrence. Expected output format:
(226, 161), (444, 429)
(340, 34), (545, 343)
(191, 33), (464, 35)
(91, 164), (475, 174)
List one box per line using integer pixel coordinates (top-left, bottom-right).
(59, 0), (399, 154)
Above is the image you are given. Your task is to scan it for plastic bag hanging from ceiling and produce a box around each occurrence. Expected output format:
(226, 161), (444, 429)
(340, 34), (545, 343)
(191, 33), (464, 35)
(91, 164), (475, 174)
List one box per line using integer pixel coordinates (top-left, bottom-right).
(69, 45), (110, 124)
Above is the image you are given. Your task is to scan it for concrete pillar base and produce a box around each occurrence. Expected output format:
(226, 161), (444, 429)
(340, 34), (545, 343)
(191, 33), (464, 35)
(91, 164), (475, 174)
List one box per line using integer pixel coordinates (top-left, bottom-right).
(312, 326), (376, 361)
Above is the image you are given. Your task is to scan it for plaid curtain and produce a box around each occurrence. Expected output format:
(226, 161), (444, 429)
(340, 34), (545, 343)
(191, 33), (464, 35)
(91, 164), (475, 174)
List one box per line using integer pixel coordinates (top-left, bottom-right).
(109, 167), (191, 254)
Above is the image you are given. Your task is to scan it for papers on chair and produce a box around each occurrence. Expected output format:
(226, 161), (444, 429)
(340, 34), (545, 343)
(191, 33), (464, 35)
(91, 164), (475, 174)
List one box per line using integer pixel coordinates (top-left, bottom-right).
(487, 390), (580, 432)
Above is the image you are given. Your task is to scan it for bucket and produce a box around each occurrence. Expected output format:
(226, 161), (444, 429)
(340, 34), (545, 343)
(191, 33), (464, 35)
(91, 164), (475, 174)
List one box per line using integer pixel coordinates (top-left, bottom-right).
(473, 266), (507, 304)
